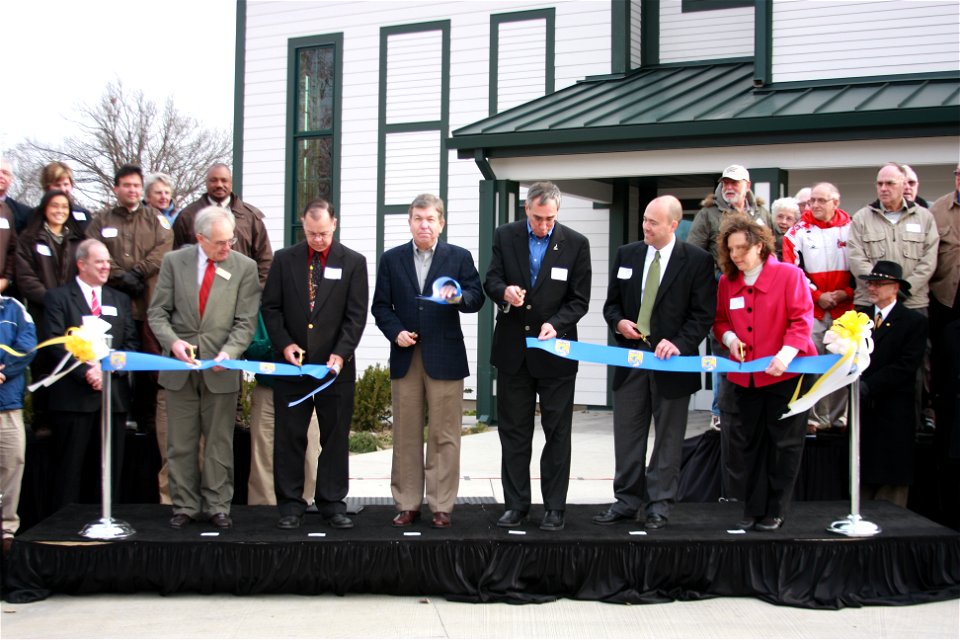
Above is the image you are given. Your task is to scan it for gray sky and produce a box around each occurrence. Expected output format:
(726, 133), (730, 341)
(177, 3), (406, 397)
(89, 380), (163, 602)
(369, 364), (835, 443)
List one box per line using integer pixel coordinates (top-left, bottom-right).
(2, 0), (236, 152)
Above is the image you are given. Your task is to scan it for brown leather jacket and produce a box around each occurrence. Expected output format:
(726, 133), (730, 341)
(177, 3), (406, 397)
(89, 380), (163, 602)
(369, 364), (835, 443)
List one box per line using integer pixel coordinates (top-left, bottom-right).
(87, 204), (173, 320)
(16, 224), (82, 330)
(173, 193), (273, 286)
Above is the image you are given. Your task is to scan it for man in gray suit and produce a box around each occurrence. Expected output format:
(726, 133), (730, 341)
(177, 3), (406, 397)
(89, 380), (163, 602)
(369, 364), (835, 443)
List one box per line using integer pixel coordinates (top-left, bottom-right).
(148, 206), (260, 530)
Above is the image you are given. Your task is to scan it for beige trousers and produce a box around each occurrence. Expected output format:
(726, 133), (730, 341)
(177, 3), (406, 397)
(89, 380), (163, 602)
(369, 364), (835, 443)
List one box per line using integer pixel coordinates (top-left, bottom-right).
(247, 384), (321, 505)
(0, 410), (25, 538)
(390, 348), (463, 513)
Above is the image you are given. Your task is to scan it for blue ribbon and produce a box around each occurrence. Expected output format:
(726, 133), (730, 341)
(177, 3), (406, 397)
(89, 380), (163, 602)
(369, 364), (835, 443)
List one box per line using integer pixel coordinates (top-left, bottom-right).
(417, 277), (462, 305)
(102, 351), (337, 406)
(525, 338), (840, 374)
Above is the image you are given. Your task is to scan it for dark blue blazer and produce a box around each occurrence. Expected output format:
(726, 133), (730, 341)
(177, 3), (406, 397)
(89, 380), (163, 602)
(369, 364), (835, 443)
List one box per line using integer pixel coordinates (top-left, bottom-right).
(372, 240), (484, 380)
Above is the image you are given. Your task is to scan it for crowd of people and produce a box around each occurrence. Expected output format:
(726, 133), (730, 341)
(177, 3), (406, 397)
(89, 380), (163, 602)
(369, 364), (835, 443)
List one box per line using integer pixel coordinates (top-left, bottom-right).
(0, 157), (957, 554)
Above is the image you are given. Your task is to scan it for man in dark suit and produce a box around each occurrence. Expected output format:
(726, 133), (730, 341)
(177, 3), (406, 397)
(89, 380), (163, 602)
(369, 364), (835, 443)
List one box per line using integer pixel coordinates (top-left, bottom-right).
(857, 260), (927, 507)
(596, 195), (716, 529)
(44, 239), (139, 510)
(372, 194), (484, 529)
(148, 207), (260, 530)
(0, 157), (32, 235)
(483, 181), (592, 531)
(262, 199), (368, 530)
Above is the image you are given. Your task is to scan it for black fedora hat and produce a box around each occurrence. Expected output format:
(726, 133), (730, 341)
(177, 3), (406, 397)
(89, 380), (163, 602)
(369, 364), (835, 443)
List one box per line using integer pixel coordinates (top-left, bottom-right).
(858, 260), (911, 293)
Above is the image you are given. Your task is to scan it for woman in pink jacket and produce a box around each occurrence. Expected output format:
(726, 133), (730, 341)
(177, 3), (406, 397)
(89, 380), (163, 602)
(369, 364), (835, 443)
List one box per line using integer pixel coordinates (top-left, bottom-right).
(714, 215), (817, 531)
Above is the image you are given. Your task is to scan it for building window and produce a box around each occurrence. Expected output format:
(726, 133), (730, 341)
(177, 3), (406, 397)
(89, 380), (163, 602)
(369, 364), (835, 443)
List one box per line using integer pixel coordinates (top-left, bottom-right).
(682, 0), (752, 12)
(286, 34), (342, 244)
(489, 9), (555, 116)
(377, 21), (450, 258)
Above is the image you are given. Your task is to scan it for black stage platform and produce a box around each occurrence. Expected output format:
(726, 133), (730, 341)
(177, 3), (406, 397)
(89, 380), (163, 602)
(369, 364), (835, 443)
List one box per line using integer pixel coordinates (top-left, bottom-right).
(4, 501), (959, 608)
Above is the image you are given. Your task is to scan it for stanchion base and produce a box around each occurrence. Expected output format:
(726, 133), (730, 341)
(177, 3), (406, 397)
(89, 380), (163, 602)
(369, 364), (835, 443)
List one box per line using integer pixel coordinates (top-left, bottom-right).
(827, 515), (881, 537)
(80, 518), (136, 540)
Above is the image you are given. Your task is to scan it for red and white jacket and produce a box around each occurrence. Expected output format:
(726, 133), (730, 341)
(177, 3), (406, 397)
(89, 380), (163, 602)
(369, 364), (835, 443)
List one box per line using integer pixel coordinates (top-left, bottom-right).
(782, 209), (854, 320)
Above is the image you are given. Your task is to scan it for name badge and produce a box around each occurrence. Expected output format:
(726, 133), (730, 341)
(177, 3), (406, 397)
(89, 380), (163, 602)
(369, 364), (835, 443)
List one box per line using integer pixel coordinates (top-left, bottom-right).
(101, 305), (118, 316)
(37, 244), (52, 257)
(101, 227), (119, 238)
(73, 210), (87, 221)
(551, 267), (568, 281)
(730, 296), (745, 310)
(905, 223), (922, 233)
(0, 218), (8, 229)
(617, 266), (633, 280)
(324, 267), (342, 280)
(215, 267), (232, 280)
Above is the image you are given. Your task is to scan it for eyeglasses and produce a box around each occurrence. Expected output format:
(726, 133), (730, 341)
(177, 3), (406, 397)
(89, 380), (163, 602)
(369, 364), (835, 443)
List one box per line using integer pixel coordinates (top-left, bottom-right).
(808, 197), (835, 205)
(205, 236), (238, 248)
(905, 180), (918, 186)
(304, 231), (332, 240)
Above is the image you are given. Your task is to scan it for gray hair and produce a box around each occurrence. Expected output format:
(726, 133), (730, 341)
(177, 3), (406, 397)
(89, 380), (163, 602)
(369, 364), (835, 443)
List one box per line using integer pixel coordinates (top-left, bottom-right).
(145, 172), (175, 194)
(812, 182), (840, 201)
(526, 181), (562, 210)
(793, 187), (811, 201)
(76, 238), (108, 262)
(771, 197), (800, 216)
(194, 205), (236, 237)
(409, 193), (445, 220)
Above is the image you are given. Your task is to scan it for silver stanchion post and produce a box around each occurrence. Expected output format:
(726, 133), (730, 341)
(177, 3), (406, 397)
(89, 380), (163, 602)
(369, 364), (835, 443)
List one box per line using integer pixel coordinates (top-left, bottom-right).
(827, 373), (881, 537)
(81, 334), (135, 539)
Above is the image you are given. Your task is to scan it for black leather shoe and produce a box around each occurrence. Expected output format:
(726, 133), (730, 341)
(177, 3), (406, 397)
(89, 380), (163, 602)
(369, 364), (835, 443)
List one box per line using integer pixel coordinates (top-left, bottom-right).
(277, 515), (302, 530)
(169, 513), (193, 530)
(497, 509), (527, 528)
(209, 513), (233, 529)
(540, 510), (565, 531)
(736, 517), (756, 530)
(645, 513), (668, 530)
(755, 516), (783, 531)
(592, 508), (633, 525)
(327, 513), (354, 529)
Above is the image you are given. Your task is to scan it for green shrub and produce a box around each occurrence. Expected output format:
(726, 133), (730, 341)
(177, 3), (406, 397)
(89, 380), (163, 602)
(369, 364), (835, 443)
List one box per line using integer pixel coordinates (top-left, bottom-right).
(349, 431), (381, 454)
(352, 364), (392, 432)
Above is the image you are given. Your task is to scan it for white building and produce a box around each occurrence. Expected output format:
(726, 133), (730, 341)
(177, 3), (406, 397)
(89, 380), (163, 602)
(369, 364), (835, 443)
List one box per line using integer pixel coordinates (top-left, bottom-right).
(233, 0), (960, 420)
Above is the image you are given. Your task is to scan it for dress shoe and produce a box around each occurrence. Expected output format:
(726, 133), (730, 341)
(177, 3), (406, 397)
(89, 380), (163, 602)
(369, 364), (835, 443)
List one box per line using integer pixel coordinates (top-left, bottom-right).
(276, 515), (302, 530)
(209, 513), (233, 529)
(169, 513), (193, 530)
(497, 509), (527, 528)
(540, 510), (565, 531)
(592, 508), (633, 525)
(736, 517), (756, 530)
(392, 510), (421, 527)
(645, 513), (668, 530)
(755, 516), (784, 531)
(431, 512), (451, 528)
(327, 513), (354, 529)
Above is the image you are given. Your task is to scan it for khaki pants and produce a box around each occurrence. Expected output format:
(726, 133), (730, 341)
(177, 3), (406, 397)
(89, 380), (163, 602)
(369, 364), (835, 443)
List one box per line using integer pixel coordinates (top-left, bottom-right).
(390, 348), (463, 513)
(247, 384), (321, 505)
(0, 410), (25, 538)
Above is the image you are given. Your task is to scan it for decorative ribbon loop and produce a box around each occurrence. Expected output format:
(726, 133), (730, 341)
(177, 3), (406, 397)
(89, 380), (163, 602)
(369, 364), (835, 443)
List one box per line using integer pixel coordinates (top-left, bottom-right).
(417, 277), (462, 305)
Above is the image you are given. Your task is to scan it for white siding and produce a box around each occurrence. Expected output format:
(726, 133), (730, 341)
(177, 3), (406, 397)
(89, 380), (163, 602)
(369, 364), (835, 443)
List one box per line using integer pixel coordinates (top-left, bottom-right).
(772, 0), (960, 82)
(242, 1), (613, 405)
(659, 0), (754, 63)
(630, 0), (644, 68)
(497, 19), (547, 112)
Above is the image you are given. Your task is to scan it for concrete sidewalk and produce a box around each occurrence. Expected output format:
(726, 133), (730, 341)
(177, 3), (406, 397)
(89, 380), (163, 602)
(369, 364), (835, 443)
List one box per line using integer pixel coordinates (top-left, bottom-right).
(2, 409), (957, 639)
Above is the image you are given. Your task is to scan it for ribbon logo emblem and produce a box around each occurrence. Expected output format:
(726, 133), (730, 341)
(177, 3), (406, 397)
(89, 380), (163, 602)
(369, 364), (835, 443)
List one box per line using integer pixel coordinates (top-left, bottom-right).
(627, 350), (644, 367)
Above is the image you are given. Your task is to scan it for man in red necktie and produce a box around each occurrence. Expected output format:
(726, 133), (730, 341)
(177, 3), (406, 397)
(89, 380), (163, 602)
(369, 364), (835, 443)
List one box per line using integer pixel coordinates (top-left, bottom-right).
(148, 207), (260, 531)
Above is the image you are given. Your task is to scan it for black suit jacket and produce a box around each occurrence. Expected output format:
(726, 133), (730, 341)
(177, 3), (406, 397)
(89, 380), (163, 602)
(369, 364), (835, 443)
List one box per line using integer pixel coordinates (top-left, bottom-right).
(857, 301), (927, 484)
(372, 240), (484, 380)
(261, 240), (368, 385)
(484, 221), (591, 378)
(6, 196), (33, 233)
(42, 281), (138, 412)
(603, 240), (716, 398)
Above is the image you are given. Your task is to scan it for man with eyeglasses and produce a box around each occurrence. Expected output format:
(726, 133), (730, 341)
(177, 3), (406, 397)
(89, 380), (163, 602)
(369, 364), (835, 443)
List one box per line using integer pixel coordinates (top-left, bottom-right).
(847, 163), (938, 312)
(901, 164), (931, 209)
(172, 163), (273, 286)
(261, 199), (368, 531)
(148, 206), (260, 530)
(782, 183), (854, 432)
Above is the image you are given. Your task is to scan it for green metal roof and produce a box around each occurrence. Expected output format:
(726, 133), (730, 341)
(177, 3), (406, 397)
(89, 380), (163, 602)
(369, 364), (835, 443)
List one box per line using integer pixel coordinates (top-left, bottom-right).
(450, 61), (960, 157)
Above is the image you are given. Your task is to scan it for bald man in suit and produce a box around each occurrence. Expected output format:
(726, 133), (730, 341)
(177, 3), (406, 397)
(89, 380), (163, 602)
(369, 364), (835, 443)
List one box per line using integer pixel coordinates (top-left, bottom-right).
(148, 206), (260, 530)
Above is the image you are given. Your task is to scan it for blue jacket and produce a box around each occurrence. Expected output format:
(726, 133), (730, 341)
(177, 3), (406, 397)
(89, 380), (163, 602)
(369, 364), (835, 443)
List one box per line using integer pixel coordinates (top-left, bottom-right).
(0, 296), (37, 410)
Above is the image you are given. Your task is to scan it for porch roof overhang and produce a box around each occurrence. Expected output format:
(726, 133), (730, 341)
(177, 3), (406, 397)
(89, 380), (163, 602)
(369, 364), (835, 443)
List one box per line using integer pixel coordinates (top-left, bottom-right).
(449, 61), (960, 161)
